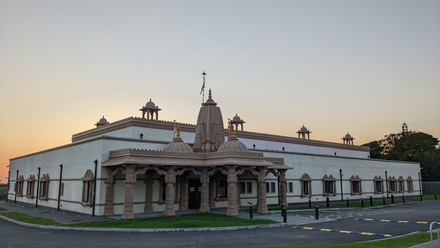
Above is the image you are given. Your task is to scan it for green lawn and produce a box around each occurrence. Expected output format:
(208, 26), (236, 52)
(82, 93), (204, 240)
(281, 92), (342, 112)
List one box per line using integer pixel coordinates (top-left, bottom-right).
(267, 232), (438, 248)
(0, 212), (61, 226)
(1, 212), (276, 228)
(68, 212), (277, 228)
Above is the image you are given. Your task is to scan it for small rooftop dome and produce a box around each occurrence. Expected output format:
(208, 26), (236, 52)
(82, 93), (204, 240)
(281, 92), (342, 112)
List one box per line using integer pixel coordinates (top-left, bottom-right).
(217, 126), (249, 153)
(95, 116), (109, 127)
(163, 127), (193, 153)
(146, 98), (156, 108)
(232, 114), (242, 122)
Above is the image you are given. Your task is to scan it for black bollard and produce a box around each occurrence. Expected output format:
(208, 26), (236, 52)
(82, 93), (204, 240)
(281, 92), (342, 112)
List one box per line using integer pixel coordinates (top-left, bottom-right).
(420, 194), (423, 201)
(361, 198), (364, 208)
(326, 197), (330, 207)
(346, 198), (349, 207)
(383, 196), (386, 205)
(249, 203), (253, 219)
(435, 194), (437, 200)
(391, 195), (394, 204)
(282, 204), (287, 223)
(315, 204), (319, 220)
(308, 198), (312, 209)
(370, 196), (373, 206)
(402, 195), (405, 203)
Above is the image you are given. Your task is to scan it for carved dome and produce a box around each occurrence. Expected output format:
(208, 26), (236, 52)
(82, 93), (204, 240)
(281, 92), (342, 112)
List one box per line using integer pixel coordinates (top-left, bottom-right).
(343, 132), (353, 139)
(95, 116), (109, 127)
(163, 127), (193, 153)
(146, 98), (156, 108)
(298, 125), (310, 133)
(217, 127), (249, 153)
(217, 135), (249, 153)
(232, 114), (242, 122)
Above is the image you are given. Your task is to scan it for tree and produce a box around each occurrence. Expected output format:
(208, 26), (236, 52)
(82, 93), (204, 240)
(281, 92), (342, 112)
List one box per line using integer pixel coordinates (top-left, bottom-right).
(363, 131), (440, 181)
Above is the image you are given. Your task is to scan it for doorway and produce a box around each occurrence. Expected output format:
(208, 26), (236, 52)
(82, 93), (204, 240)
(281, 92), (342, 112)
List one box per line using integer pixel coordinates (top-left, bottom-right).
(188, 180), (201, 209)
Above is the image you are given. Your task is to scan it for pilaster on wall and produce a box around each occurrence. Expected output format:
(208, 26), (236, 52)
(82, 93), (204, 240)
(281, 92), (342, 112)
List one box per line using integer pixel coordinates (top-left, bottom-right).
(122, 165), (136, 219)
(163, 168), (176, 216)
(226, 166), (238, 216)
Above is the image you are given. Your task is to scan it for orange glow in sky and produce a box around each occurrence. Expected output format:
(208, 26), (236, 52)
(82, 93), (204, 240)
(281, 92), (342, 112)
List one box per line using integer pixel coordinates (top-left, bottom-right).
(1, 1), (439, 183)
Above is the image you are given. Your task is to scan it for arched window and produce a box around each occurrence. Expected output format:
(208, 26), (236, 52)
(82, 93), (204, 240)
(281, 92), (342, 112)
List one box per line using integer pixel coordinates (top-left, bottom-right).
(350, 175), (362, 195)
(81, 170), (94, 206)
(373, 176), (384, 194)
(407, 176), (413, 193)
(300, 174), (312, 197)
(26, 175), (35, 198)
(398, 176), (405, 193)
(15, 175), (24, 197)
(322, 175), (336, 196)
(39, 174), (50, 200)
(388, 176), (397, 193)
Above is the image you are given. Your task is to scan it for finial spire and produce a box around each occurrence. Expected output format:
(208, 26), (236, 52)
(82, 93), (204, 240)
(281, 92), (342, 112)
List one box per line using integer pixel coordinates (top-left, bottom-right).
(177, 125), (181, 137)
(208, 88), (212, 100)
(230, 124), (235, 136)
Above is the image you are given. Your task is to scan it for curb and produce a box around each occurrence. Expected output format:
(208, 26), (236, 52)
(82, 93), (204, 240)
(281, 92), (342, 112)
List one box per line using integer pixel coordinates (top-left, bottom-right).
(0, 214), (289, 233)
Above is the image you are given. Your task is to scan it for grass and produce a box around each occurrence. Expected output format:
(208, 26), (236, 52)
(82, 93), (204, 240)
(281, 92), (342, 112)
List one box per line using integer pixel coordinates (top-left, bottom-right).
(267, 232), (439, 248)
(0, 208), (6, 211)
(0, 212), (62, 226)
(68, 212), (277, 228)
(0, 212), (276, 229)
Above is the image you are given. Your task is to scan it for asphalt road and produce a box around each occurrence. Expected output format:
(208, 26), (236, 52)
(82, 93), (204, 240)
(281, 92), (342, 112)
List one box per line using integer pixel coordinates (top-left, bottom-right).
(1, 201), (439, 248)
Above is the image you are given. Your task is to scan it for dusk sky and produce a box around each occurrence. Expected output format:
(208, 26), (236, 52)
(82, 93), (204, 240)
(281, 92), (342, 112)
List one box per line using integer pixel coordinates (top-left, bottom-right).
(1, 0), (439, 183)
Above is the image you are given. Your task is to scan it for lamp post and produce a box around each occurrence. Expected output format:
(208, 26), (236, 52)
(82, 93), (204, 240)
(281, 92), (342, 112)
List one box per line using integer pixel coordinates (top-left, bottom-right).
(35, 167), (40, 208)
(385, 171), (389, 198)
(339, 169), (343, 201)
(57, 164), (63, 211)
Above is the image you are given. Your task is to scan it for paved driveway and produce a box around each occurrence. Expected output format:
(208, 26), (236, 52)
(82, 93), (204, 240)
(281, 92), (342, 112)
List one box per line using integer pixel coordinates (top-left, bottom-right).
(0, 201), (438, 247)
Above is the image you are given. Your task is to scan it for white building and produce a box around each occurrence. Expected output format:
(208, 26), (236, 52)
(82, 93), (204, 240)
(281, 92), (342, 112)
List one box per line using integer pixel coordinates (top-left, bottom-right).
(7, 91), (421, 218)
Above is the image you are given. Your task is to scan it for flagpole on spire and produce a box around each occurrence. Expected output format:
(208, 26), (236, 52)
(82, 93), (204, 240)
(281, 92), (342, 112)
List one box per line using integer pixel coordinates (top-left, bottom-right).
(201, 71), (206, 103)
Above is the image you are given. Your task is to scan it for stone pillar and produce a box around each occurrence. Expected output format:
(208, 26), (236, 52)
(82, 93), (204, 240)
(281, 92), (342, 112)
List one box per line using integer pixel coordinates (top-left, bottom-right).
(199, 171), (210, 213)
(257, 168), (269, 214)
(209, 180), (215, 208)
(179, 179), (188, 211)
(122, 165), (137, 219)
(226, 166), (238, 216)
(144, 173), (154, 213)
(164, 168), (176, 216)
(279, 170), (288, 207)
(104, 176), (115, 216)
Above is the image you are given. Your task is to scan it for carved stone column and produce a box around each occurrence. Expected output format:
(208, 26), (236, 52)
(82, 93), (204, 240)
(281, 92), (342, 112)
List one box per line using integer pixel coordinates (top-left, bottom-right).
(209, 180), (215, 208)
(199, 170), (210, 213)
(104, 170), (115, 216)
(226, 166), (238, 216)
(164, 168), (176, 216)
(122, 165), (137, 219)
(144, 173), (154, 213)
(279, 170), (288, 207)
(179, 179), (188, 211)
(257, 168), (269, 214)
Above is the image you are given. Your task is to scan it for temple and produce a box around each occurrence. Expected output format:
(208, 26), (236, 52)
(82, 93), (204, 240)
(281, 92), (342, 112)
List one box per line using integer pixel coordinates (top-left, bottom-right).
(7, 88), (421, 218)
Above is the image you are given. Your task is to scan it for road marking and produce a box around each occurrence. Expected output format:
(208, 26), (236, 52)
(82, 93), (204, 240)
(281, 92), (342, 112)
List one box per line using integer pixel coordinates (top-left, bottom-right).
(356, 218), (432, 225)
(292, 226), (392, 238)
